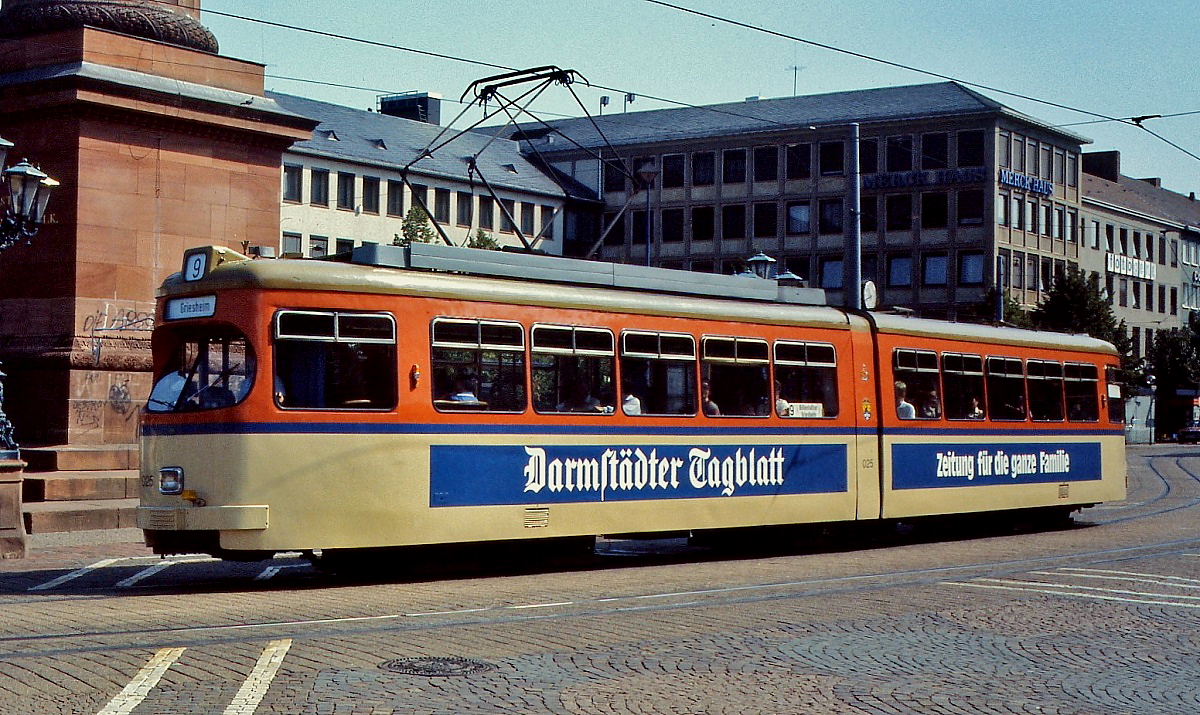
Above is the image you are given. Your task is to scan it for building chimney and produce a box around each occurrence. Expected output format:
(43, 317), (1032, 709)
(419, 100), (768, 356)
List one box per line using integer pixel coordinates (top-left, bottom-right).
(378, 92), (442, 125)
(1082, 150), (1121, 182)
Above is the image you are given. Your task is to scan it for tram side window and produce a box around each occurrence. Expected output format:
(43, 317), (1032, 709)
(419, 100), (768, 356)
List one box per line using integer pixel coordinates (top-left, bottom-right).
(893, 349), (941, 419)
(1026, 360), (1065, 421)
(1064, 363), (1100, 422)
(986, 356), (1026, 420)
(147, 330), (255, 412)
(941, 353), (985, 420)
(431, 318), (526, 412)
(1105, 365), (1126, 423)
(273, 311), (397, 410)
(701, 337), (769, 417)
(620, 331), (697, 416)
(774, 341), (839, 418)
(531, 325), (615, 414)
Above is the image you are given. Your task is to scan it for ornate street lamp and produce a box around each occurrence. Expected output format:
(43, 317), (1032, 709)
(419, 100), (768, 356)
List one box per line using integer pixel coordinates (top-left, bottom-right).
(0, 137), (57, 456)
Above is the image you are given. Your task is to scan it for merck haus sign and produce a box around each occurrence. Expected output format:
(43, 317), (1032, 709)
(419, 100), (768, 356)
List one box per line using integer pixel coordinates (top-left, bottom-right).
(998, 168), (1055, 196)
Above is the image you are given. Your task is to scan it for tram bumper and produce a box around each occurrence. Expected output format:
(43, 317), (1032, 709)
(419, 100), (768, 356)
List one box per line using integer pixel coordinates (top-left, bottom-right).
(137, 505), (269, 531)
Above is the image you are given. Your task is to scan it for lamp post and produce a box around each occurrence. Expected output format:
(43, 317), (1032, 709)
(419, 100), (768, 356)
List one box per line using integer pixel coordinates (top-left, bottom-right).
(0, 137), (58, 457)
(636, 161), (659, 267)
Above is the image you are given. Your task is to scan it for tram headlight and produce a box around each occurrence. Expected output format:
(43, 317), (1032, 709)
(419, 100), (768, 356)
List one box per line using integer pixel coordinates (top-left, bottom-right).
(158, 467), (185, 495)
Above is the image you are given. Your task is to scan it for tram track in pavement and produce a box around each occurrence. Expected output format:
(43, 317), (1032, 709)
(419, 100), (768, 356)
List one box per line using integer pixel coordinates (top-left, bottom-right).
(2, 446), (1197, 660)
(4, 524), (1200, 664)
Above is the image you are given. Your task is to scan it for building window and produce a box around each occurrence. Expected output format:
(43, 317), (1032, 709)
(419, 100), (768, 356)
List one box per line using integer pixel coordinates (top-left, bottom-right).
(786, 143), (811, 179)
(478, 196), (494, 230)
(692, 152), (715, 186)
(1042, 205), (1052, 236)
(860, 197), (878, 232)
(692, 206), (715, 241)
(336, 238), (354, 254)
(1012, 197), (1024, 231)
(722, 149), (746, 184)
(309, 235), (328, 258)
(361, 177), (380, 214)
(411, 184), (428, 211)
(310, 168), (329, 206)
(1053, 151), (1065, 184)
(387, 180), (404, 216)
(520, 202), (535, 235)
(887, 255), (912, 288)
(1067, 154), (1078, 187)
(282, 232), (301, 255)
(786, 201), (810, 234)
(1053, 206), (1065, 240)
(859, 138), (878, 174)
(753, 146), (778, 182)
(1011, 252), (1024, 289)
(500, 198), (516, 233)
(631, 210), (650, 245)
(886, 195), (912, 232)
(753, 202), (777, 238)
(958, 252), (985, 285)
(434, 188), (451, 223)
(922, 254), (948, 286)
(921, 132), (948, 170)
(540, 205), (555, 240)
(819, 141), (844, 176)
(886, 135), (913, 172)
(602, 212), (624, 246)
(997, 193), (1009, 226)
(957, 130), (985, 167)
(456, 192), (473, 227)
(722, 205), (746, 240)
(1040, 145), (1052, 179)
(1013, 137), (1026, 172)
(998, 133), (1011, 168)
(662, 154), (685, 188)
(1067, 210), (1077, 243)
(283, 164), (302, 203)
(603, 158), (627, 192)
(662, 208), (685, 242)
(818, 198), (843, 234)
(921, 193), (948, 229)
(819, 257), (843, 290)
(958, 190), (984, 225)
(337, 172), (355, 210)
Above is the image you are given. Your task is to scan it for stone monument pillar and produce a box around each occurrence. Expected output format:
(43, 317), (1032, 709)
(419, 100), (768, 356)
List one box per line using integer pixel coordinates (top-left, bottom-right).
(0, 0), (315, 450)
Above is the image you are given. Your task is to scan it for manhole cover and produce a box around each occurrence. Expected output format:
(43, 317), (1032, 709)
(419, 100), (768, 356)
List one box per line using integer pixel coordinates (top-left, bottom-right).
(380, 657), (497, 677)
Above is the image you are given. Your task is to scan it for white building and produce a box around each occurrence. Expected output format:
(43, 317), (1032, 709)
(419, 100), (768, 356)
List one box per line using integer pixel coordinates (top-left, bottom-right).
(270, 92), (569, 257)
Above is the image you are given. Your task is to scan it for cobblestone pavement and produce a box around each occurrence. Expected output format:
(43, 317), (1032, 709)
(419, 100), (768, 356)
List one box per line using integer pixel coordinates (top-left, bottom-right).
(2, 445), (1199, 714)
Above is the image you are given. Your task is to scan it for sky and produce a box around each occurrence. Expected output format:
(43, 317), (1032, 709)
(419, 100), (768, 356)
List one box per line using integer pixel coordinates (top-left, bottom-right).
(201, 0), (1199, 197)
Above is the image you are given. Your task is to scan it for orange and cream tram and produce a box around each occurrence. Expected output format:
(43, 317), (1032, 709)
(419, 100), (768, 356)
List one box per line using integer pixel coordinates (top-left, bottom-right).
(138, 244), (1126, 561)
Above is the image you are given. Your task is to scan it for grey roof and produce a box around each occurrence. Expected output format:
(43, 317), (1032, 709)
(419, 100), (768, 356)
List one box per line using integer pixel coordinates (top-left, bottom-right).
(268, 92), (566, 199)
(1085, 172), (1200, 230)
(501, 82), (1090, 149)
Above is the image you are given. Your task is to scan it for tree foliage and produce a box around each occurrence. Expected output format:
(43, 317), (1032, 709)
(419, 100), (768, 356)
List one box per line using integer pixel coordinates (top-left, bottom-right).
(396, 206), (436, 245)
(1029, 266), (1137, 379)
(466, 228), (500, 250)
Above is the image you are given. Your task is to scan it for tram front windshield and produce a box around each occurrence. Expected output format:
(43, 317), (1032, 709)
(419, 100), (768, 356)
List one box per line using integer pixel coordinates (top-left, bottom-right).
(147, 331), (255, 413)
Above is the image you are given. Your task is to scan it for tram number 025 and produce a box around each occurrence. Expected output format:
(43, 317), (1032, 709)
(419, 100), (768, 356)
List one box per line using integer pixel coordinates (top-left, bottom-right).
(861, 458), (875, 470)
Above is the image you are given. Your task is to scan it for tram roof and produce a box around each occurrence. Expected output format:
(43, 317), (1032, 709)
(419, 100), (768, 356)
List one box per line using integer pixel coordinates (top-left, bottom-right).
(161, 245), (1117, 356)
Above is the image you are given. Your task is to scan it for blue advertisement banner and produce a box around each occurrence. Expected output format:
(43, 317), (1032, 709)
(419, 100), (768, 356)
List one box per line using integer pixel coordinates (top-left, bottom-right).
(891, 442), (1102, 490)
(430, 443), (848, 507)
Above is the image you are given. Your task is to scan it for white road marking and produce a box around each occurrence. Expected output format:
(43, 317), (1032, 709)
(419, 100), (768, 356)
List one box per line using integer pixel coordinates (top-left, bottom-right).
(254, 564), (308, 581)
(1039, 567), (1200, 589)
(945, 579), (1200, 608)
(29, 558), (125, 591)
(115, 556), (217, 588)
(94, 647), (186, 715)
(506, 601), (574, 610)
(222, 639), (292, 715)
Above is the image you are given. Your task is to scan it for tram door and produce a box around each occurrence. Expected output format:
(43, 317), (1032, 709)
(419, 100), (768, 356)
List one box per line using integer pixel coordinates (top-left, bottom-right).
(848, 317), (884, 520)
